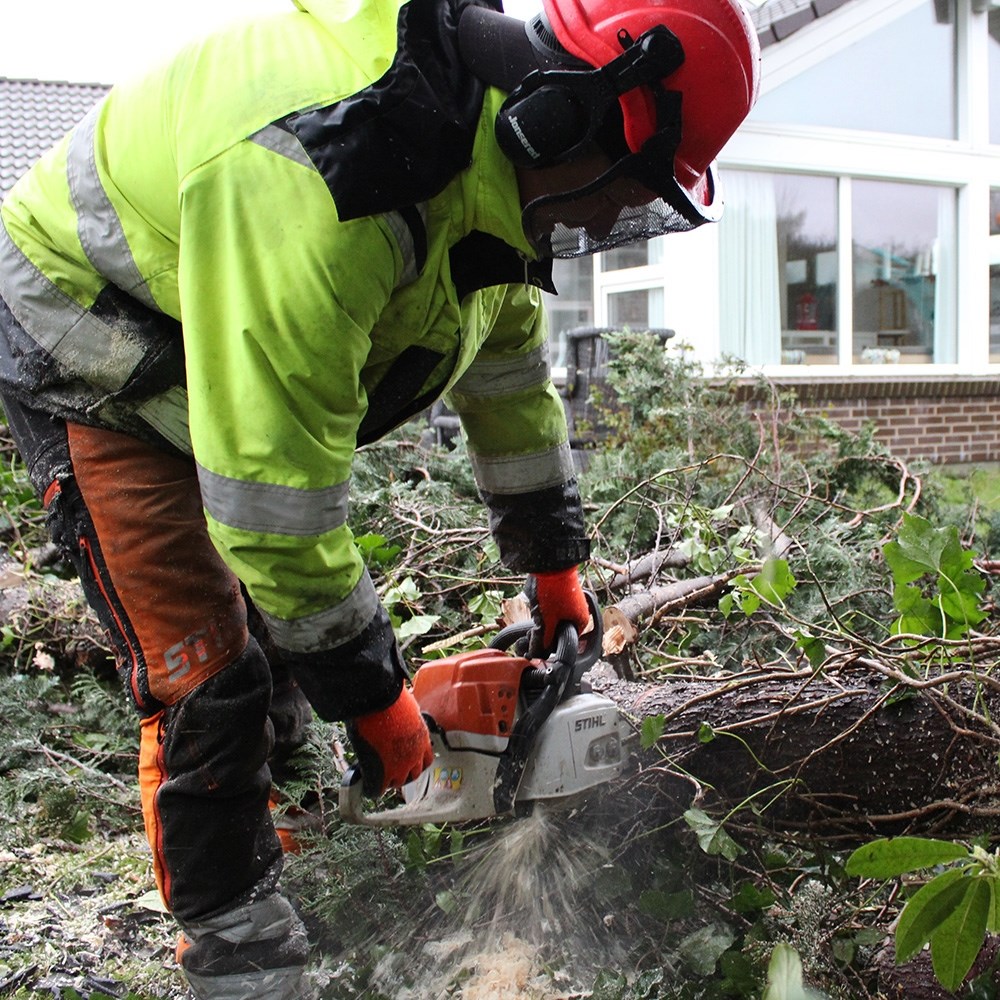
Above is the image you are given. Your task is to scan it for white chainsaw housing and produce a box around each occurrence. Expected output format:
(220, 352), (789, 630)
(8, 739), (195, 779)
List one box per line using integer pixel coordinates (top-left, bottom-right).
(340, 693), (625, 827)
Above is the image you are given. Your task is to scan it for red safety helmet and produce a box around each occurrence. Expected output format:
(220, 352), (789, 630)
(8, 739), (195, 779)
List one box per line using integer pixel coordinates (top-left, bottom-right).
(463, 0), (759, 256)
(543, 0), (759, 195)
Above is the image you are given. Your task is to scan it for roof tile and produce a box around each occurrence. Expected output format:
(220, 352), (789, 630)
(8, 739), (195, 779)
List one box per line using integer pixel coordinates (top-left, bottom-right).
(751, 0), (857, 46)
(0, 78), (109, 202)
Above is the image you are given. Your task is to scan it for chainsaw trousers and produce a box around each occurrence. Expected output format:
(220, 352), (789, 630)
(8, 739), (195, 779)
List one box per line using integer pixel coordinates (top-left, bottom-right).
(1, 393), (309, 926)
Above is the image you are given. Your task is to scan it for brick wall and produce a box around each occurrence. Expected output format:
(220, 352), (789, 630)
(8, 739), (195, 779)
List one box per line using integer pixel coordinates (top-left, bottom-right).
(745, 375), (1000, 466)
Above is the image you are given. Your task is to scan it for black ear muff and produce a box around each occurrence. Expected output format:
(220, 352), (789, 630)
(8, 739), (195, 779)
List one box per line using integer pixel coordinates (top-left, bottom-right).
(495, 81), (594, 168)
(493, 24), (687, 171)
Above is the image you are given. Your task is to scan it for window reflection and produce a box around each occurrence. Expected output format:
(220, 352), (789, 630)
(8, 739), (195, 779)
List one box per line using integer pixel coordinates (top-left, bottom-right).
(720, 171), (837, 365)
(542, 257), (594, 368)
(852, 180), (955, 364)
(990, 190), (1000, 362)
(776, 176), (838, 364)
(601, 239), (664, 272)
(607, 288), (664, 330)
(990, 11), (1000, 145)
(750, 2), (955, 140)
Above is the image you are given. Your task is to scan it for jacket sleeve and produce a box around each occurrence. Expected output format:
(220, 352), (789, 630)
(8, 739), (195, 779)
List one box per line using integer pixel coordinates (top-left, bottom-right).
(177, 142), (405, 718)
(445, 283), (590, 574)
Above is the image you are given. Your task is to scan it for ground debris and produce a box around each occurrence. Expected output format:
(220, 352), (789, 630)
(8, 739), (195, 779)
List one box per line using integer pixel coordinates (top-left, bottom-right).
(0, 834), (187, 999)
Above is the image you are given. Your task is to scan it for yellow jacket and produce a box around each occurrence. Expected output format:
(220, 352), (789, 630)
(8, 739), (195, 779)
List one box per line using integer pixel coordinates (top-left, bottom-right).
(0, 0), (588, 688)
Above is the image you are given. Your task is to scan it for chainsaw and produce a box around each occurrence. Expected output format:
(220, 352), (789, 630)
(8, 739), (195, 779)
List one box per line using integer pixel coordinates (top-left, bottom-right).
(339, 593), (626, 827)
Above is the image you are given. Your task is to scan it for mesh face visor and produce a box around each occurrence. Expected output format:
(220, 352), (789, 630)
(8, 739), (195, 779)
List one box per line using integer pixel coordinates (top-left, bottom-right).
(522, 91), (723, 259)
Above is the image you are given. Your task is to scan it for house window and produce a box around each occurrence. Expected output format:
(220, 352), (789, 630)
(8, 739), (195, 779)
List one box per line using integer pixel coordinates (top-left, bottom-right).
(542, 256), (594, 368)
(991, 189), (1000, 363)
(607, 286), (665, 329)
(719, 172), (957, 367)
(601, 240), (663, 272)
(720, 171), (838, 366)
(852, 179), (955, 365)
(749, 2), (955, 140)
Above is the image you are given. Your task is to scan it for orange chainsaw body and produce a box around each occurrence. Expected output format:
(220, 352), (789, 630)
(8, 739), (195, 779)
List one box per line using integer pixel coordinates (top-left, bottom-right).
(411, 648), (535, 739)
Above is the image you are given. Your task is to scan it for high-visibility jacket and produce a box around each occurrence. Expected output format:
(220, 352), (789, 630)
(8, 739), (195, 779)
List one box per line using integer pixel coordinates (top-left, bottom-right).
(0, 0), (588, 689)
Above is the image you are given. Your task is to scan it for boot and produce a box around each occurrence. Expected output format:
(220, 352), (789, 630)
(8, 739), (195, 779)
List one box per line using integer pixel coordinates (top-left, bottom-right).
(177, 892), (311, 1000)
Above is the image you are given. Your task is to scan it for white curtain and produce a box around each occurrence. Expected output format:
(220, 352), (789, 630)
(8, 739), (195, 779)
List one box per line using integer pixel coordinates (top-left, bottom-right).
(718, 171), (783, 365)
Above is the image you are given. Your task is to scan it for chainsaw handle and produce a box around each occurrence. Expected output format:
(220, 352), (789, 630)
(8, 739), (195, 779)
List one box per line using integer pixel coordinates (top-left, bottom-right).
(490, 590), (603, 681)
(339, 767), (371, 826)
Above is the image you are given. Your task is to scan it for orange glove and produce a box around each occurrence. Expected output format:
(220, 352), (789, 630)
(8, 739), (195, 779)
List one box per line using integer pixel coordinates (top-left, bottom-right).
(532, 566), (591, 650)
(346, 685), (434, 796)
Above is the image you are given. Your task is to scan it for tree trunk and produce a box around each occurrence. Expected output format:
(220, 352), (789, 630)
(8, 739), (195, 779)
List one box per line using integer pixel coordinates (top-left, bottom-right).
(588, 657), (1000, 841)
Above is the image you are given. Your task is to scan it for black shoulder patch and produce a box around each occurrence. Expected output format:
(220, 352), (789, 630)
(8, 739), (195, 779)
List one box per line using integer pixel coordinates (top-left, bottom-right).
(449, 230), (555, 301)
(283, 0), (493, 221)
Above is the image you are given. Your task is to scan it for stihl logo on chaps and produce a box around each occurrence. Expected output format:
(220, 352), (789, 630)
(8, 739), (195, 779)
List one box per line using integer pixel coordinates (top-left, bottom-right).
(574, 714), (608, 732)
(163, 624), (225, 683)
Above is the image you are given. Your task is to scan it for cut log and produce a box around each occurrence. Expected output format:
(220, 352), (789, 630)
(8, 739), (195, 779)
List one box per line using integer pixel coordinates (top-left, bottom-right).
(586, 657), (1000, 841)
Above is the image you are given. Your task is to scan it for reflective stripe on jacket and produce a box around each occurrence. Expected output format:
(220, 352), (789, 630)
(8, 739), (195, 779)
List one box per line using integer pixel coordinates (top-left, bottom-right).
(0, 0), (589, 658)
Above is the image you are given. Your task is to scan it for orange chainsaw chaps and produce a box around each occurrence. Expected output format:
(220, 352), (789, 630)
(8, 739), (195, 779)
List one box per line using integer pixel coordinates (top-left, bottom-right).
(412, 649), (534, 739)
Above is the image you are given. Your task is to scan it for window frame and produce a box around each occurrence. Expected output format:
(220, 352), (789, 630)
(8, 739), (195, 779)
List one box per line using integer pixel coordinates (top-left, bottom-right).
(726, 0), (996, 374)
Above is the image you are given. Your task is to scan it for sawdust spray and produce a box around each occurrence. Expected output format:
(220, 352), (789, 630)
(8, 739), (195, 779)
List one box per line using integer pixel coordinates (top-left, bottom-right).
(369, 803), (626, 999)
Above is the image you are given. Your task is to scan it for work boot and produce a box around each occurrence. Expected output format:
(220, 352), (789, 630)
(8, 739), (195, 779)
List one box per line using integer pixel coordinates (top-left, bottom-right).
(177, 892), (311, 1000)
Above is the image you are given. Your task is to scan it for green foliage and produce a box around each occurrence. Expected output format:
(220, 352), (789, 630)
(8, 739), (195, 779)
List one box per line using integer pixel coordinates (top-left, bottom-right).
(684, 807), (745, 862)
(846, 837), (1000, 991)
(598, 334), (762, 460)
(720, 558), (798, 618)
(883, 512), (987, 640)
(0, 443), (45, 553)
(763, 943), (828, 1000)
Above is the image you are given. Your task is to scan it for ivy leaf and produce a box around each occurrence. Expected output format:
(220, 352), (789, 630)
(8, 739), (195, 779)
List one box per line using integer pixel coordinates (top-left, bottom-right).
(730, 881), (777, 914)
(678, 923), (736, 976)
(397, 614), (439, 640)
(589, 969), (628, 1000)
(940, 585), (987, 631)
(846, 837), (970, 879)
(794, 630), (827, 670)
(697, 722), (716, 744)
(895, 868), (969, 965)
(750, 558), (797, 605)
(354, 532), (401, 567)
(640, 715), (665, 749)
(891, 589), (944, 637)
(638, 888), (695, 921)
(883, 514), (950, 584)
(884, 514), (986, 638)
(930, 876), (991, 992)
(762, 943), (825, 999)
(684, 807), (744, 861)
(468, 590), (503, 622)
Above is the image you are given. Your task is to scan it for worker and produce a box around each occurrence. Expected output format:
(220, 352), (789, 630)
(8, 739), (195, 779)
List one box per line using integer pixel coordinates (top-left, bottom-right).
(0, 0), (758, 995)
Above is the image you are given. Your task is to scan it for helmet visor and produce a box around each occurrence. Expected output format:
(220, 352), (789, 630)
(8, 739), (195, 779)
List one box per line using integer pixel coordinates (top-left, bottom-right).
(522, 141), (722, 259)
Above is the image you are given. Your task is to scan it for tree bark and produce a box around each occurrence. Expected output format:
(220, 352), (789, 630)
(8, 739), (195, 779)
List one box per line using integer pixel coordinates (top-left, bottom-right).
(588, 656), (1000, 841)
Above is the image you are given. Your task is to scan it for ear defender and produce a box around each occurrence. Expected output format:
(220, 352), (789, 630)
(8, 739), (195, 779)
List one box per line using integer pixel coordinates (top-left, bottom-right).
(495, 78), (599, 168)
(494, 25), (685, 170)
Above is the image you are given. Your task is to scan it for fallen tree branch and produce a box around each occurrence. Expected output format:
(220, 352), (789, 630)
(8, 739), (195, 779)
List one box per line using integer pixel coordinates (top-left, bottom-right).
(607, 570), (751, 626)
